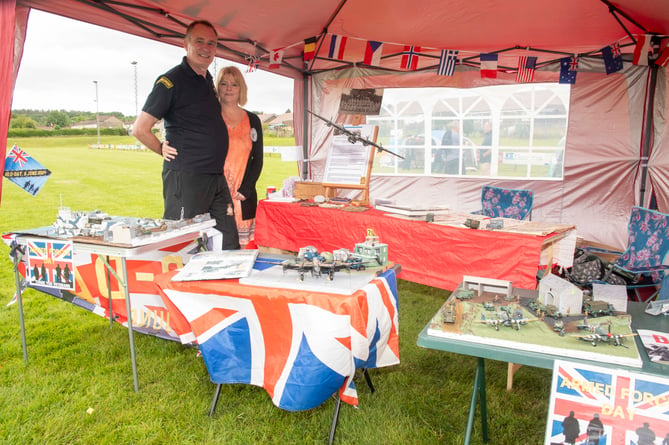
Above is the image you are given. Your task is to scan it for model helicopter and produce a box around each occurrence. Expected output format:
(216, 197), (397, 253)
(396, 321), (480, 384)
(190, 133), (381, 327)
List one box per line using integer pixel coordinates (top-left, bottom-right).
(307, 110), (405, 159)
(573, 321), (637, 347)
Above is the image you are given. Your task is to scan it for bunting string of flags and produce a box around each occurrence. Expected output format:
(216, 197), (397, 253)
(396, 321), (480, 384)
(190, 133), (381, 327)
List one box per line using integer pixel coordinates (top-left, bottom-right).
(437, 49), (458, 76)
(260, 31), (669, 86)
(516, 55), (537, 82)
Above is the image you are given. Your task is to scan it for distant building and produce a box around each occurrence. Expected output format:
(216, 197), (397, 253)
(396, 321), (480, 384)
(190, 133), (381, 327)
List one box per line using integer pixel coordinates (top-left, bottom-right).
(71, 115), (124, 129)
(265, 112), (293, 136)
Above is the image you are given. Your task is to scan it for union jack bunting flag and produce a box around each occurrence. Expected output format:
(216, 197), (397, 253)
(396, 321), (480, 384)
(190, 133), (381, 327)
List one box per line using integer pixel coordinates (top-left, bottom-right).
(437, 49), (458, 76)
(545, 361), (669, 444)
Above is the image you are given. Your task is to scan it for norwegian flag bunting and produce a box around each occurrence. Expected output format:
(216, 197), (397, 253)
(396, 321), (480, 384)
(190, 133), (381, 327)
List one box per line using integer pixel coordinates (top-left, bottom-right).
(437, 49), (458, 76)
(400, 45), (421, 70)
(516, 56), (537, 83)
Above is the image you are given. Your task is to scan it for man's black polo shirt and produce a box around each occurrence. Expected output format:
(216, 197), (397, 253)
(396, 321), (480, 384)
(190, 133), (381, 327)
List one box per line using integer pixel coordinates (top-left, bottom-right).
(142, 57), (228, 174)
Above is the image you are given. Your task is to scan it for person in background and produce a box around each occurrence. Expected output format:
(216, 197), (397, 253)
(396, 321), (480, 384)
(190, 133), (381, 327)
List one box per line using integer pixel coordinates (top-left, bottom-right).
(133, 20), (237, 249)
(216, 66), (263, 249)
(478, 120), (492, 176)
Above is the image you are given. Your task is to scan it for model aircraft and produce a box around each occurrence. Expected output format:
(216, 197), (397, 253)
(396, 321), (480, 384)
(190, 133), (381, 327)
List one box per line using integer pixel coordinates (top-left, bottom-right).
(307, 110), (405, 159)
(478, 314), (504, 331)
(282, 246), (366, 281)
(572, 322), (637, 347)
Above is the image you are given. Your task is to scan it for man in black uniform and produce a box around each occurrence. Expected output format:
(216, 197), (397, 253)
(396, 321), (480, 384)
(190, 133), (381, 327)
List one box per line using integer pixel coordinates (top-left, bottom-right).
(133, 20), (238, 249)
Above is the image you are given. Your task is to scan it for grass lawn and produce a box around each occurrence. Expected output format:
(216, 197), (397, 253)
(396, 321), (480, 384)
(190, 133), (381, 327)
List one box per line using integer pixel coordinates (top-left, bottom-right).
(0, 135), (551, 444)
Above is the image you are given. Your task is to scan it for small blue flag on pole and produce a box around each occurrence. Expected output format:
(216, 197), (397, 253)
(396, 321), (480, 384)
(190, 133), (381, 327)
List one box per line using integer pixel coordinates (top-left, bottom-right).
(4, 145), (51, 196)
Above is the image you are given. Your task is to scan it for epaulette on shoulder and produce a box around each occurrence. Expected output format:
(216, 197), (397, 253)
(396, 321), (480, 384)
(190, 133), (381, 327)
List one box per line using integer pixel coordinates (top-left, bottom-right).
(156, 76), (174, 89)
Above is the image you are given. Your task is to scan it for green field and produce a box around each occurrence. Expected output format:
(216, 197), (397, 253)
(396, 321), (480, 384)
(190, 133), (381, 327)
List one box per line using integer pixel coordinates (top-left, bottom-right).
(0, 135), (551, 444)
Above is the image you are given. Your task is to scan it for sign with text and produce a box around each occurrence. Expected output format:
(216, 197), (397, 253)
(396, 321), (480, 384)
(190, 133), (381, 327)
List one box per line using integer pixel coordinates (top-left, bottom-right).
(545, 360), (669, 444)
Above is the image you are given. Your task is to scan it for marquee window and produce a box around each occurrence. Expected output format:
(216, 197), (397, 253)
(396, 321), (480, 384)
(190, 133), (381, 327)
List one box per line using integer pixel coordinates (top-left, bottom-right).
(368, 84), (570, 179)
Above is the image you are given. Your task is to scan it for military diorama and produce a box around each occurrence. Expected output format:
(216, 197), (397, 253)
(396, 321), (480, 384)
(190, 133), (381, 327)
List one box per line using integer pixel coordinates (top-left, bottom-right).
(427, 276), (641, 367)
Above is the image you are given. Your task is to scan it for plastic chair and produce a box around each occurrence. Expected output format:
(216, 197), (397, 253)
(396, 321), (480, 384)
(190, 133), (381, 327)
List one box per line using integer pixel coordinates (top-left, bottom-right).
(595, 206), (669, 302)
(476, 185), (533, 220)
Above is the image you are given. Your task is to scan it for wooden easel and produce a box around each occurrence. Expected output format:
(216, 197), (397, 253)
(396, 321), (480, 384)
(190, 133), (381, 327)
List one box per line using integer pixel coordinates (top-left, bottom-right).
(321, 122), (378, 206)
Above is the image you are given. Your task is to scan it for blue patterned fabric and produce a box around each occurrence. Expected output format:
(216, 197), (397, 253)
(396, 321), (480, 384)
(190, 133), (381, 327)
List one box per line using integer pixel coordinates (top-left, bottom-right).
(616, 206), (669, 282)
(479, 185), (533, 220)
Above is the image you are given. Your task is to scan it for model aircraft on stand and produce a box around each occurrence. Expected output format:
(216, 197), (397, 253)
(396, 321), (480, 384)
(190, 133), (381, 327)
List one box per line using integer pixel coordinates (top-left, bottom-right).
(307, 110), (405, 160)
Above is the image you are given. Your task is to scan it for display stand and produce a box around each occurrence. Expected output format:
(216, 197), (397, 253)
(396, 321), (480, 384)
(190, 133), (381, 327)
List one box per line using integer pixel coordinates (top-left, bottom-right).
(321, 124), (378, 205)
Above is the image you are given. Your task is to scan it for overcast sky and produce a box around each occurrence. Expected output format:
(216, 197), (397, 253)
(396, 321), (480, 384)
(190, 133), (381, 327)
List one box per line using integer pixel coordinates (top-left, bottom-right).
(12, 10), (294, 117)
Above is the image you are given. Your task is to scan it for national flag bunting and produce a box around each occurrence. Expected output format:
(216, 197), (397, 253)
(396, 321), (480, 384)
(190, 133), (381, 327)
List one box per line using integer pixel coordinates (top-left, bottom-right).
(246, 57), (259, 73)
(516, 56), (537, 83)
(601, 43), (623, 74)
(269, 48), (284, 69)
(364, 40), (384, 66)
(328, 34), (347, 60)
(437, 49), (458, 76)
(303, 36), (317, 62)
(655, 47), (669, 67)
(4, 145), (51, 196)
(559, 56), (578, 84)
(400, 45), (421, 70)
(633, 34), (652, 65)
(480, 53), (498, 78)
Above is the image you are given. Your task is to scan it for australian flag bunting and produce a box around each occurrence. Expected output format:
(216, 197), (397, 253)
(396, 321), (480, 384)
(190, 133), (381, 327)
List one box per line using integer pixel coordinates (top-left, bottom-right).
(602, 43), (623, 74)
(559, 56), (578, 84)
(4, 145), (51, 196)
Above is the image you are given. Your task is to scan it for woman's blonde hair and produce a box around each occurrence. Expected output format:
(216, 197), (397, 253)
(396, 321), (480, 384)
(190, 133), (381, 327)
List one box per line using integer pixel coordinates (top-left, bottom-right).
(215, 66), (248, 106)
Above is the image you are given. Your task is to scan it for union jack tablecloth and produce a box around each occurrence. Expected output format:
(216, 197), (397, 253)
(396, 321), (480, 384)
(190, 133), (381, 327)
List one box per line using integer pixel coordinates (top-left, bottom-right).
(154, 267), (400, 411)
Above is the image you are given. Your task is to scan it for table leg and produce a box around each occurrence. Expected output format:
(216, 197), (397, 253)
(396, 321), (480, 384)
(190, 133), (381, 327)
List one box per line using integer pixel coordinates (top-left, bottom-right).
(328, 394), (342, 445)
(105, 255), (113, 329)
(464, 357), (488, 444)
(120, 258), (139, 392)
(12, 246), (28, 363)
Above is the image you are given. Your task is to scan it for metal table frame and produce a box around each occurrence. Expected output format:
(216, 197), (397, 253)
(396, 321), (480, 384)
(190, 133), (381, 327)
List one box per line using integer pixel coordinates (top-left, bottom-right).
(11, 225), (212, 392)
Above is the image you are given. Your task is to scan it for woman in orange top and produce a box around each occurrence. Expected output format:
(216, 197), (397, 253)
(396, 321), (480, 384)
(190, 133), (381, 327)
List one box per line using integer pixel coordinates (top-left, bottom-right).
(216, 66), (264, 249)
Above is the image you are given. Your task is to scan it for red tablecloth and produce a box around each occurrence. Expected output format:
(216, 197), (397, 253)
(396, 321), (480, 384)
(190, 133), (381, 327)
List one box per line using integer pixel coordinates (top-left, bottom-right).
(255, 201), (563, 290)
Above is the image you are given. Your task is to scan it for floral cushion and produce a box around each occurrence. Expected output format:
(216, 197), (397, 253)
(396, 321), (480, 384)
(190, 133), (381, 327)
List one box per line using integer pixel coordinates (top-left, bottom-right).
(480, 186), (533, 220)
(617, 206), (669, 282)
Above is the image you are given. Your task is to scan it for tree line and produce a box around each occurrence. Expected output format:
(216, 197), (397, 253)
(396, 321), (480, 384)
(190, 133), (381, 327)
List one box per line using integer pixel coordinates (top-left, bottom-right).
(10, 109), (131, 130)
